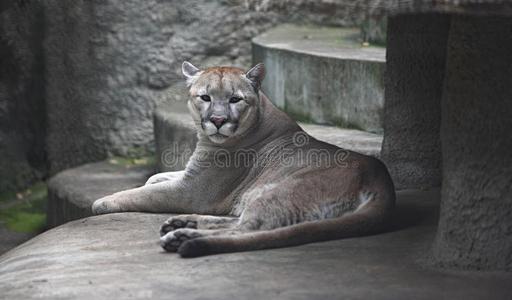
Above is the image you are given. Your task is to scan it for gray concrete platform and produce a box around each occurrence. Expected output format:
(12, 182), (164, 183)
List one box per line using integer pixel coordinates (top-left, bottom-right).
(1, 189), (511, 300)
(47, 161), (154, 228)
(155, 108), (383, 172)
(252, 24), (386, 133)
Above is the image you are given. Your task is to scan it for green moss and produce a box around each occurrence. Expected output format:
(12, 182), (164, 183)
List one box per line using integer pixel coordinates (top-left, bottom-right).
(125, 146), (151, 159)
(360, 17), (388, 47)
(332, 119), (364, 131)
(284, 108), (315, 124)
(283, 106), (364, 131)
(0, 181), (47, 233)
(1, 212), (46, 233)
(108, 155), (155, 168)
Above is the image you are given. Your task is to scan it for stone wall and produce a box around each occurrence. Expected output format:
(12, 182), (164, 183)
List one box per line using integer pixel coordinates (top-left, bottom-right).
(0, 1), (46, 192)
(1, 0), (367, 191)
(244, 0), (367, 26)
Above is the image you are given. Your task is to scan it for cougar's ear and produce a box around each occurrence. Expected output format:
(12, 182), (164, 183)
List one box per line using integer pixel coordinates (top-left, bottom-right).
(182, 61), (202, 86)
(245, 63), (265, 91)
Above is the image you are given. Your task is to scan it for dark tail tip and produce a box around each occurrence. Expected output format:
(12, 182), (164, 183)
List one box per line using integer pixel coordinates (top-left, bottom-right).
(178, 238), (212, 258)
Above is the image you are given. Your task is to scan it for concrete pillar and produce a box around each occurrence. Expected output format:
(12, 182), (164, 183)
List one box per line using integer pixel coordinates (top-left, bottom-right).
(433, 15), (512, 270)
(381, 14), (450, 189)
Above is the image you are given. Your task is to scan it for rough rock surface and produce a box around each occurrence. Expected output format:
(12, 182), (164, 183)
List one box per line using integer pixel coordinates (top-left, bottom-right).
(154, 107), (383, 172)
(1, 189), (512, 299)
(380, 14), (449, 190)
(245, 0), (369, 27)
(433, 15), (512, 271)
(47, 161), (154, 228)
(372, 0), (512, 15)
(252, 25), (386, 133)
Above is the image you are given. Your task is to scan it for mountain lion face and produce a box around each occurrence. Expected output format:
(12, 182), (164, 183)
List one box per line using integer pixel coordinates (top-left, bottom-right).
(182, 61), (265, 144)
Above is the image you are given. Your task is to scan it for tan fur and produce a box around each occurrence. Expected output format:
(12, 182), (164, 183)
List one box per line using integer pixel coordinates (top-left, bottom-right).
(92, 62), (396, 257)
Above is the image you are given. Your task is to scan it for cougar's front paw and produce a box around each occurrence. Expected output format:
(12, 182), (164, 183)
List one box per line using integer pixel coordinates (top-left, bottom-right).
(160, 215), (198, 237)
(160, 228), (202, 252)
(91, 195), (122, 215)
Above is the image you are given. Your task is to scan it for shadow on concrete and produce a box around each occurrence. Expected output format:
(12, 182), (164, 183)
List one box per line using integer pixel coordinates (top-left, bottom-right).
(389, 188), (440, 232)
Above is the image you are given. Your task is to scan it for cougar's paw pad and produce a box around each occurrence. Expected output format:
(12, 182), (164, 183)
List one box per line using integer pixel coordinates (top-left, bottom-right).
(160, 229), (202, 252)
(159, 216), (198, 237)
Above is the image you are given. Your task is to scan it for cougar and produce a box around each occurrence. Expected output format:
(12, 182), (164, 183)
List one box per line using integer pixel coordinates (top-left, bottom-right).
(92, 61), (396, 257)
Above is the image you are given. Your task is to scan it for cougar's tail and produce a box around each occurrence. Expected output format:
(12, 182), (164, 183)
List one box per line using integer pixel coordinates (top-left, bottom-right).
(177, 208), (392, 258)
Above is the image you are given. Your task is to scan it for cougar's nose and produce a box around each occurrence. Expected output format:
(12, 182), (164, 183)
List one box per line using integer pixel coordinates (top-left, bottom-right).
(210, 116), (227, 129)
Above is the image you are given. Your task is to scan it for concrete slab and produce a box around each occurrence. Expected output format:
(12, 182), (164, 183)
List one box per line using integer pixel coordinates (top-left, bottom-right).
(1, 189), (510, 300)
(155, 108), (383, 172)
(253, 25), (385, 62)
(300, 123), (382, 158)
(47, 161), (154, 228)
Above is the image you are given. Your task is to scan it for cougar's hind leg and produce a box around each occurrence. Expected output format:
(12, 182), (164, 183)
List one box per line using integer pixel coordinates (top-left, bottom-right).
(160, 189), (365, 253)
(159, 188), (346, 253)
(236, 175), (364, 231)
(160, 214), (239, 236)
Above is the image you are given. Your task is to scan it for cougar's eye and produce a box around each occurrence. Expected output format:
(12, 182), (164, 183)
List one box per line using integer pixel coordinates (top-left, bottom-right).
(229, 96), (243, 104)
(200, 95), (211, 102)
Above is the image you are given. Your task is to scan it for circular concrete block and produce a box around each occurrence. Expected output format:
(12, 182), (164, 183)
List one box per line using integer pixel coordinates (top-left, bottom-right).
(47, 161), (154, 228)
(252, 24), (386, 133)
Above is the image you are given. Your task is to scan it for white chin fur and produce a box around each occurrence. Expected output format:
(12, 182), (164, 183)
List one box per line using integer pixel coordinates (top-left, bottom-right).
(208, 134), (228, 144)
(203, 121), (236, 142)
